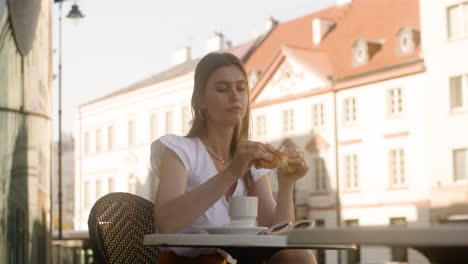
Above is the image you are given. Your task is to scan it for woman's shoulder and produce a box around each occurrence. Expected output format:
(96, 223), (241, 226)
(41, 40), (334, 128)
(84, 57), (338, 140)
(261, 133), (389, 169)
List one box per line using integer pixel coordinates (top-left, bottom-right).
(152, 134), (199, 152)
(160, 134), (198, 144)
(151, 134), (200, 172)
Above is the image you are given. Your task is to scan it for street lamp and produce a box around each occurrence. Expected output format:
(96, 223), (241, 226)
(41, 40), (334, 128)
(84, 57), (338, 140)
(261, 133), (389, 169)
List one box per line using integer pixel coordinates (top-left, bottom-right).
(67, 4), (85, 19)
(55, 0), (84, 240)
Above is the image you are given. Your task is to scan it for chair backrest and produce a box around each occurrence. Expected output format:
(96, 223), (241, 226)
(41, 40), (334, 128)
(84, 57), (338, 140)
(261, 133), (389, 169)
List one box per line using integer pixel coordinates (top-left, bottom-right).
(88, 192), (160, 264)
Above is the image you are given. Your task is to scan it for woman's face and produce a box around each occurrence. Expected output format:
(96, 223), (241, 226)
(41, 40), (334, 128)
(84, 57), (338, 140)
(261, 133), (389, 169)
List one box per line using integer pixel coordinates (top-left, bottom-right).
(203, 65), (248, 126)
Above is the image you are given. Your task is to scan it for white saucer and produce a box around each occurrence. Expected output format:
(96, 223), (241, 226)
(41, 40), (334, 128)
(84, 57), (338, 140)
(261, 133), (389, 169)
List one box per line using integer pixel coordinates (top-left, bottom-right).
(199, 226), (268, 235)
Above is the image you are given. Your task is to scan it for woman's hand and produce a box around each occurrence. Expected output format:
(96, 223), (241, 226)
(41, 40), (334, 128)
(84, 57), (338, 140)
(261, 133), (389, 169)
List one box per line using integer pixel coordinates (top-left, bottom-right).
(277, 146), (309, 184)
(227, 140), (274, 179)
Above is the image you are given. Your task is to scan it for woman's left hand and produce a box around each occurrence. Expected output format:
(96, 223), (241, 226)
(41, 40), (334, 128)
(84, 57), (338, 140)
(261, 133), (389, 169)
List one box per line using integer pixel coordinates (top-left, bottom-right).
(277, 146), (309, 184)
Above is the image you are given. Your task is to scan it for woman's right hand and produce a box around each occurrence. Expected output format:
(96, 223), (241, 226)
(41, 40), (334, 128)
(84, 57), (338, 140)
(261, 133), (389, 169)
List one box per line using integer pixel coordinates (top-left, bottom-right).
(227, 140), (274, 179)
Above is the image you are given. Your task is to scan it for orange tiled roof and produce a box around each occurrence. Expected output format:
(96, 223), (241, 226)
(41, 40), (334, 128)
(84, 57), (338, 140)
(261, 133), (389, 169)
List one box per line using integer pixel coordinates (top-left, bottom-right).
(228, 38), (258, 60)
(283, 45), (335, 77)
(245, 0), (420, 80)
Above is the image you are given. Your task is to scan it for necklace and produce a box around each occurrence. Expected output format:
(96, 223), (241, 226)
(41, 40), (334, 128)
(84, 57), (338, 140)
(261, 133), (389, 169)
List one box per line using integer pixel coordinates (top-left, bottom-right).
(204, 142), (231, 165)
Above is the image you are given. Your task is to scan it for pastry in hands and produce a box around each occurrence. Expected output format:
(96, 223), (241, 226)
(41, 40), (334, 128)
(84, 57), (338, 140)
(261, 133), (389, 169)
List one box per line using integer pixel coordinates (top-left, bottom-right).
(284, 162), (299, 174)
(254, 149), (288, 170)
(254, 149), (297, 173)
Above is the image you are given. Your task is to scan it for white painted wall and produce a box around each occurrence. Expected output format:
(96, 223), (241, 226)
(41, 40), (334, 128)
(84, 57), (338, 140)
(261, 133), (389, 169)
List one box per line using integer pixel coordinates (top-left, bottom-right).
(336, 73), (430, 210)
(420, 0), (468, 188)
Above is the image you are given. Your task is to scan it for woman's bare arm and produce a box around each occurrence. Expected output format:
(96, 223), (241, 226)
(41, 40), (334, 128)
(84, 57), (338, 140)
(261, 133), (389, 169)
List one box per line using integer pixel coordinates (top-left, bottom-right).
(154, 148), (237, 234)
(267, 145), (311, 226)
(252, 175), (276, 227)
(254, 174), (295, 227)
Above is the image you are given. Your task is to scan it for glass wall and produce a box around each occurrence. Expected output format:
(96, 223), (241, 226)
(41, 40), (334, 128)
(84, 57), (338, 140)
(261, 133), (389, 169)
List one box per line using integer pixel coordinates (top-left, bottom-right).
(0, 0), (53, 263)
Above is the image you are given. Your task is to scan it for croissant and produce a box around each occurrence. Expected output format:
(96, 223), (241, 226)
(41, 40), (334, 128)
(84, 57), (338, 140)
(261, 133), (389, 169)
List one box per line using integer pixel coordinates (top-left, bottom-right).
(254, 149), (297, 173)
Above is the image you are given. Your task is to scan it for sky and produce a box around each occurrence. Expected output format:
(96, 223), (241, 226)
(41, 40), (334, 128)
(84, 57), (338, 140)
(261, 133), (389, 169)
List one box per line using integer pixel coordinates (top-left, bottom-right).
(53, 0), (336, 138)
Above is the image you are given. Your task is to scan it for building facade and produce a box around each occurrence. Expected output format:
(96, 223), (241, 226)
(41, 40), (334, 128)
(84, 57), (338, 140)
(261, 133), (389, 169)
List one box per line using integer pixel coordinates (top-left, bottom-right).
(245, 0), (468, 263)
(419, 0), (468, 224)
(74, 68), (193, 229)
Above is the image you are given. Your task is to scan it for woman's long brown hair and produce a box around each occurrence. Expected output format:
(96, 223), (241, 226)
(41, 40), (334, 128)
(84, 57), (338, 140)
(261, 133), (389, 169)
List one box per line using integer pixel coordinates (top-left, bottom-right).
(186, 52), (254, 193)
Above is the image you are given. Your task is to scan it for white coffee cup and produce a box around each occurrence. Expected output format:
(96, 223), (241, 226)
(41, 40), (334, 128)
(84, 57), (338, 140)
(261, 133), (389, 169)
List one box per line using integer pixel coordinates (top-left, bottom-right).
(228, 196), (258, 227)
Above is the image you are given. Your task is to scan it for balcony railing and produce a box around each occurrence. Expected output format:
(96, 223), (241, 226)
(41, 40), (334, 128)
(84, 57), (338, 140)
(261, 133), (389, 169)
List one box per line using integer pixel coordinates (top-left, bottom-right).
(52, 230), (93, 264)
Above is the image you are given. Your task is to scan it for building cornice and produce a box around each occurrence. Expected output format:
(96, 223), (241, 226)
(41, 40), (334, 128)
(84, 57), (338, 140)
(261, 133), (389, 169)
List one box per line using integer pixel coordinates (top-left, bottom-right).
(79, 73), (193, 115)
(332, 58), (425, 90)
(251, 86), (332, 109)
(251, 59), (425, 109)
(384, 131), (410, 139)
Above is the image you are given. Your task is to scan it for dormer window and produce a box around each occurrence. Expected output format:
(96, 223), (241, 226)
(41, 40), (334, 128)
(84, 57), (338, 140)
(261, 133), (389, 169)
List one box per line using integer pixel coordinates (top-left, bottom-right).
(312, 17), (336, 46)
(352, 39), (382, 66)
(396, 27), (420, 55)
(353, 40), (368, 66)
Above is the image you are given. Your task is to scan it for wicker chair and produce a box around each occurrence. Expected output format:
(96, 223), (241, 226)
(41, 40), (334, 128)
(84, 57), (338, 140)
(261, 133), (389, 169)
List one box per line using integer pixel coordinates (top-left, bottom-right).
(88, 192), (160, 264)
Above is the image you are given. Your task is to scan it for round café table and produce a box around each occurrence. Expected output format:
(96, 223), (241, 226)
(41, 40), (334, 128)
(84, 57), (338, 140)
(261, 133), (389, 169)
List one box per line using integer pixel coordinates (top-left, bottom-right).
(143, 233), (356, 264)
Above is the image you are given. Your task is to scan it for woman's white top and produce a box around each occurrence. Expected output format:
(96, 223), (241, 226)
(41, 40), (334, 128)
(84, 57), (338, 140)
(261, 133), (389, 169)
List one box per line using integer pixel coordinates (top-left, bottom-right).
(150, 134), (269, 257)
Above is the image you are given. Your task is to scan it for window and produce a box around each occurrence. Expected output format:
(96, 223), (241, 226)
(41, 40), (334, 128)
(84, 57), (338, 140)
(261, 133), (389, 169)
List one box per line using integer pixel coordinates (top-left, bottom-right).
(396, 27), (419, 55)
(313, 156), (327, 192)
(128, 120), (135, 146)
(108, 125), (114, 150)
(282, 109), (294, 134)
(150, 113), (158, 140)
(344, 154), (359, 190)
(84, 132), (90, 154)
(345, 219), (359, 227)
(295, 204), (309, 221)
(389, 149), (406, 186)
(182, 106), (192, 135)
(352, 39), (381, 66)
(343, 97), (357, 125)
(315, 219), (325, 227)
(345, 219), (361, 264)
(388, 88), (404, 118)
(165, 110), (173, 134)
(447, 2), (468, 39)
(84, 181), (90, 209)
(390, 217), (408, 262)
(96, 128), (102, 152)
(454, 148), (468, 181)
(256, 114), (266, 138)
(129, 173), (137, 194)
(96, 179), (104, 199)
(312, 103), (325, 128)
(399, 33), (412, 53)
(352, 39), (369, 66)
(450, 75), (468, 109)
(108, 177), (115, 193)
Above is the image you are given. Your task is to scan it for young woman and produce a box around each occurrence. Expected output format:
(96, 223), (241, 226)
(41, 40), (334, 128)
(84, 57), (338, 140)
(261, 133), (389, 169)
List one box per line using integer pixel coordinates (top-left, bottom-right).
(151, 52), (316, 264)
